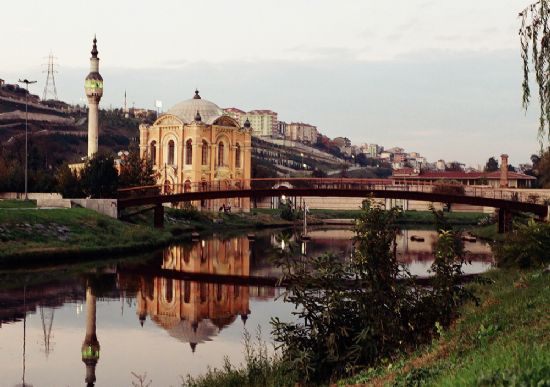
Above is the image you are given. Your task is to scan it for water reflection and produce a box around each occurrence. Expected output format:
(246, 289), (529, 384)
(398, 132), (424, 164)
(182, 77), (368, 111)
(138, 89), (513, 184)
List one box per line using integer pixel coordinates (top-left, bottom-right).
(0, 228), (494, 386)
(82, 283), (99, 387)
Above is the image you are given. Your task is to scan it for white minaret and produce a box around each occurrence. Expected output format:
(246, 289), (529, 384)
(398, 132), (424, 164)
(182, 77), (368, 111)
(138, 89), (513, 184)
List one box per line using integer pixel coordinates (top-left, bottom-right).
(84, 35), (103, 158)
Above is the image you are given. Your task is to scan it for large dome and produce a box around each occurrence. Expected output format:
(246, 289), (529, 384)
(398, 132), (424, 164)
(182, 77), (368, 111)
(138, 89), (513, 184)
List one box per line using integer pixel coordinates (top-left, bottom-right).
(166, 90), (223, 124)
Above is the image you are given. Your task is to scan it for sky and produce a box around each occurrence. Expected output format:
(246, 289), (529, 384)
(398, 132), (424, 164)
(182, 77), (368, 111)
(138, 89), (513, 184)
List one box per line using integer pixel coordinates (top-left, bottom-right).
(0, 0), (544, 166)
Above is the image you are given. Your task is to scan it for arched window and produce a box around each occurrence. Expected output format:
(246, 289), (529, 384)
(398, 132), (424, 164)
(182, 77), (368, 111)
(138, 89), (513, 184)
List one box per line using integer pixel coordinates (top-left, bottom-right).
(235, 144), (241, 168)
(185, 139), (192, 165)
(150, 141), (157, 165)
(201, 140), (208, 165)
(218, 141), (225, 166)
(163, 279), (173, 304)
(167, 140), (175, 165)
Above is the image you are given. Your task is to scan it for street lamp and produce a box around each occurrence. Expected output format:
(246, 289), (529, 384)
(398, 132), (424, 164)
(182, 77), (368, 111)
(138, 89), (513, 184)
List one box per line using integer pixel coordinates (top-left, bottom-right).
(18, 79), (37, 201)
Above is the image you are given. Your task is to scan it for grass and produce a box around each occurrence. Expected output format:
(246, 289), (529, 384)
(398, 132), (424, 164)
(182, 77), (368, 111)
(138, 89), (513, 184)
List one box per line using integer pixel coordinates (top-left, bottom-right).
(469, 223), (504, 242)
(339, 269), (550, 386)
(0, 207), (171, 265)
(0, 199), (37, 208)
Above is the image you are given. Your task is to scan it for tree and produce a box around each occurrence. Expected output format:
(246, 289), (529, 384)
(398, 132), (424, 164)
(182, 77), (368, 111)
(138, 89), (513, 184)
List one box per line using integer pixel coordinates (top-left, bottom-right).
(118, 146), (155, 188)
(537, 149), (550, 187)
(81, 153), (119, 198)
(56, 165), (85, 198)
(520, 1), (550, 144)
(445, 161), (464, 172)
(484, 156), (499, 172)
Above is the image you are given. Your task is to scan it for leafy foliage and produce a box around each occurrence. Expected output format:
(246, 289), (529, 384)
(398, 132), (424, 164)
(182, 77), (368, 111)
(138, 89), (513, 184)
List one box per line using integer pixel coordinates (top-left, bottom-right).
(520, 1), (550, 145)
(56, 165), (85, 198)
(484, 156), (499, 172)
(118, 146), (155, 188)
(497, 219), (550, 268)
(271, 200), (475, 384)
(80, 153), (119, 198)
(182, 328), (297, 387)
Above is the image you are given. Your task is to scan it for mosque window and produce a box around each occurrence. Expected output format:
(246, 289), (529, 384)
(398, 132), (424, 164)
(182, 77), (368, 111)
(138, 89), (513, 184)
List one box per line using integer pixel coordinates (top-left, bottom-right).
(167, 140), (175, 165)
(218, 142), (225, 166)
(150, 141), (157, 165)
(185, 139), (192, 165)
(163, 279), (173, 303)
(235, 144), (241, 168)
(201, 140), (208, 165)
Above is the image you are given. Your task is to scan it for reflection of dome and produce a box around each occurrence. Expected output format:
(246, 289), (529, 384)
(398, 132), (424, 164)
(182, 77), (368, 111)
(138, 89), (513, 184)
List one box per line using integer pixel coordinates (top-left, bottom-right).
(165, 319), (220, 346)
(167, 90), (223, 124)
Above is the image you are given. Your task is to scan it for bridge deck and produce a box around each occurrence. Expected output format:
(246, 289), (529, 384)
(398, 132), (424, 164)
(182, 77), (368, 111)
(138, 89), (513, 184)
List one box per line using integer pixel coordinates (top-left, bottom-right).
(117, 178), (549, 218)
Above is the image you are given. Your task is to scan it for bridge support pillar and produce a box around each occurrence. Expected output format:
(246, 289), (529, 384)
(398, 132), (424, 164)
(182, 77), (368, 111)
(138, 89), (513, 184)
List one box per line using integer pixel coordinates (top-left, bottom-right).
(154, 204), (164, 229)
(497, 208), (512, 234)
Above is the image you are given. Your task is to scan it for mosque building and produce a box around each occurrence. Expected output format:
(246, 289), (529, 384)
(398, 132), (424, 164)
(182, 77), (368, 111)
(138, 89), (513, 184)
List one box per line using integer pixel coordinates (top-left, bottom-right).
(139, 90), (252, 212)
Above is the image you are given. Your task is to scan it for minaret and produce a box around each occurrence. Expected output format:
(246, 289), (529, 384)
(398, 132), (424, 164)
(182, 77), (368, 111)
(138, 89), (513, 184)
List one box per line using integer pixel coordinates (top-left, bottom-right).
(84, 35), (103, 158)
(82, 284), (100, 387)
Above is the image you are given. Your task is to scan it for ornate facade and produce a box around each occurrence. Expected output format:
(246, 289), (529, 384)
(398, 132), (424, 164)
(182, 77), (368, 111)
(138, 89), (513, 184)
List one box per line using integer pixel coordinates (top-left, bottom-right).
(139, 90), (252, 211)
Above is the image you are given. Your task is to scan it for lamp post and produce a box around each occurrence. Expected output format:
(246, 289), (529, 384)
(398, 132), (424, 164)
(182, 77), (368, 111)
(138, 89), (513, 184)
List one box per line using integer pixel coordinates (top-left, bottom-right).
(18, 79), (37, 201)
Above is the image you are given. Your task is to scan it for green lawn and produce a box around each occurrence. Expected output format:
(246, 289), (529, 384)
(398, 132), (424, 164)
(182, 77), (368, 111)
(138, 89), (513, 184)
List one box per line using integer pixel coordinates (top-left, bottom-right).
(0, 207), (171, 264)
(0, 199), (37, 208)
(340, 269), (550, 386)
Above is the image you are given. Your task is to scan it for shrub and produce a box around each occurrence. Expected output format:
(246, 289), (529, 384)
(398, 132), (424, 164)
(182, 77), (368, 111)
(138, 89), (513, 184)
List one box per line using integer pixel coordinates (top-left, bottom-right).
(270, 200), (476, 384)
(497, 219), (550, 268)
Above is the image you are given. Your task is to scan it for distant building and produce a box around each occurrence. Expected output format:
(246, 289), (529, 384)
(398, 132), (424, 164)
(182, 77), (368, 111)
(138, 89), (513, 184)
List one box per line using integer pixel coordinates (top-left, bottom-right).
(436, 159), (446, 171)
(391, 169), (535, 188)
(286, 122), (318, 143)
(223, 108), (277, 137)
(367, 143), (380, 158)
(277, 121), (287, 137)
(0, 79), (4, 88)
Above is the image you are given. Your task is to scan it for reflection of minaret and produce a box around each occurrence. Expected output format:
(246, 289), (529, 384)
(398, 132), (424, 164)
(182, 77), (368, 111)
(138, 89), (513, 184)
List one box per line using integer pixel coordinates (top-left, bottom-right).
(84, 35), (103, 158)
(40, 306), (55, 357)
(82, 285), (100, 387)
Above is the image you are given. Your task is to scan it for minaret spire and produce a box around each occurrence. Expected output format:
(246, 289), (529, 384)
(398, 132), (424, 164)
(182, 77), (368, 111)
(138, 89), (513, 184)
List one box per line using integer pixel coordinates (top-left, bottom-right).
(85, 35), (103, 157)
(91, 34), (98, 58)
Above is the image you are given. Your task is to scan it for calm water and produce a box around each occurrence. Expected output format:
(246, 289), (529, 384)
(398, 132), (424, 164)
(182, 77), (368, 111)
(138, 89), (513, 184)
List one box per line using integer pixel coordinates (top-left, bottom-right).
(0, 228), (494, 386)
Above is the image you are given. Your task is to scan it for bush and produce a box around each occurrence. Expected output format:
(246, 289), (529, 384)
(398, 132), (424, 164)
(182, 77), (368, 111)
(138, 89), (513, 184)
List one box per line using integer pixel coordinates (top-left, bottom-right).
(270, 200), (476, 384)
(497, 219), (550, 268)
(170, 202), (201, 221)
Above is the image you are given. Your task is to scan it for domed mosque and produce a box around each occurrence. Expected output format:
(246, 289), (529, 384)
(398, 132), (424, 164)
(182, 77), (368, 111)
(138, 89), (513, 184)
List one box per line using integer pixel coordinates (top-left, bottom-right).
(139, 90), (252, 212)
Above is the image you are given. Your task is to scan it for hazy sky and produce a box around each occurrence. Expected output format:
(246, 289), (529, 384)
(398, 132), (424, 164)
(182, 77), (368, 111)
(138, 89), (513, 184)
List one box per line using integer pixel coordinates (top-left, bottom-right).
(1, 0), (544, 166)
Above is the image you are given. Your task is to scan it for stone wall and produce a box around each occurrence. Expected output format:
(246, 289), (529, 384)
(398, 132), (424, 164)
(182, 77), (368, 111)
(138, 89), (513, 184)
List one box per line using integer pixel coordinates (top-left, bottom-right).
(255, 196), (493, 214)
(0, 192), (62, 200)
(33, 197), (118, 218)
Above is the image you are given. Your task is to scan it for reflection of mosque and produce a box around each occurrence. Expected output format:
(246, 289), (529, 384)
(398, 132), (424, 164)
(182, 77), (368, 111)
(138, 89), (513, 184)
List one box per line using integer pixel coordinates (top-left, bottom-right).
(135, 238), (276, 352)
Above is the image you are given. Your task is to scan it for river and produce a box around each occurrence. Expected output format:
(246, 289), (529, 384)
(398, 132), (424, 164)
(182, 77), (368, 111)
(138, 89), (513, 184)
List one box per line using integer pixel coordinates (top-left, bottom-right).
(0, 227), (494, 386)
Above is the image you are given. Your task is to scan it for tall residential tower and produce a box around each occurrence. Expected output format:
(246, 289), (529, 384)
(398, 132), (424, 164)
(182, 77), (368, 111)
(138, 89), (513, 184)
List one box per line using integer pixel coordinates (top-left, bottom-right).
(84, 35), (103, 157)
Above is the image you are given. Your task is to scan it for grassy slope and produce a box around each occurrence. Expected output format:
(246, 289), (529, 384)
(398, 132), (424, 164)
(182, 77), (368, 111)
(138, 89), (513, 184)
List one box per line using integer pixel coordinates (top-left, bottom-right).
(0, 199), (37, 208)
(340, 269), (550, 386)
(0, 206), (171, 264)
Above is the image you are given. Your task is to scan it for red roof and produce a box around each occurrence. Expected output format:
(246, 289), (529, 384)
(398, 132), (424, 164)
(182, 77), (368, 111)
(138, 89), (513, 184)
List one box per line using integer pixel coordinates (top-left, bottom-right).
(392, 170), (535, 180)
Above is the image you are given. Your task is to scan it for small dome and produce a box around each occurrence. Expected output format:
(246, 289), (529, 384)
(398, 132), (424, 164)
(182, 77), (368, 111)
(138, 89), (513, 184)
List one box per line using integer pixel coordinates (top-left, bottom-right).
(167, 90), (223, 124)
(243, 118), (251, 129)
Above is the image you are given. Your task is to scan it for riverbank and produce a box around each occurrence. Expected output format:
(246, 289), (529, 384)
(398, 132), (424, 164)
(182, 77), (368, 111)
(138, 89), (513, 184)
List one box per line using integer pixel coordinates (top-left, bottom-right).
(0, 200), (172, 266)
(339, 269), (550, 386)
(1, 199), (486, 265)
(181, 268), (550, 387)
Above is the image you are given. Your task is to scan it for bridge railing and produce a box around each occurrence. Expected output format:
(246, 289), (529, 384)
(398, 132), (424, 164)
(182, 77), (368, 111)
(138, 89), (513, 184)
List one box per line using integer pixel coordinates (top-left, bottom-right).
(117, 178), (549, 205)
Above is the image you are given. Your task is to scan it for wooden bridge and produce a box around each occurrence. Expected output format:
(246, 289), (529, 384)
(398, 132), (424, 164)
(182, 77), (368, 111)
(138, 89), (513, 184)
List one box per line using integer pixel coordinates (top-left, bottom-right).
(117, 178), (549, 231)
